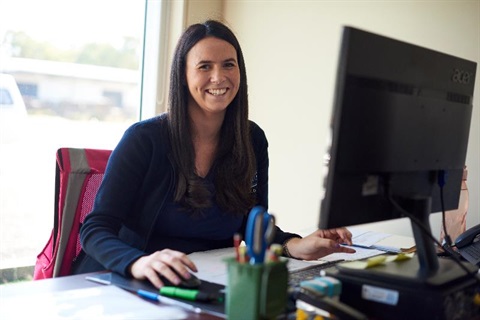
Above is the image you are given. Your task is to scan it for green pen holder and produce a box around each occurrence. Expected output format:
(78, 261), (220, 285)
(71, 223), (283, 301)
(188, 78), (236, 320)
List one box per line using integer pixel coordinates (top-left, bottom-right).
(225, 258), (288, 320)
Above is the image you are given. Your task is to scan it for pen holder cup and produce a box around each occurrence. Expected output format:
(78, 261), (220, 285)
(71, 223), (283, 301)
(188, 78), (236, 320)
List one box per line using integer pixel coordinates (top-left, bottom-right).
(225, 258), (288, 320)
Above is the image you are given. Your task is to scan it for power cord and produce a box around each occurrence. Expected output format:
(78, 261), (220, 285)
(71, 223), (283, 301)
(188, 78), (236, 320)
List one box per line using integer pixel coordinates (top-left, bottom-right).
(437, 170), (463, 259)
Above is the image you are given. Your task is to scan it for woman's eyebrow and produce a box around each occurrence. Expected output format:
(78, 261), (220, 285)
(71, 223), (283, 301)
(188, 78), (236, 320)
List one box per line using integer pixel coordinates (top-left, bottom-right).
(196, 57), (237, 66)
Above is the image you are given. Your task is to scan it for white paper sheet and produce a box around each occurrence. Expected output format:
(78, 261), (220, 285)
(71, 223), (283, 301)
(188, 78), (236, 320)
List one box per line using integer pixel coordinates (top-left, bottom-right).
(319, 246), (385, 262)
(188, 247), (346, 286)
(0, 284), (189, 319)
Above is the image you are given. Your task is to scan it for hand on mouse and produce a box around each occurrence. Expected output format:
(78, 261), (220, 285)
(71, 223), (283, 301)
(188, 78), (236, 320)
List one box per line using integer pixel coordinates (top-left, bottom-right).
(129, 249), (198, 289)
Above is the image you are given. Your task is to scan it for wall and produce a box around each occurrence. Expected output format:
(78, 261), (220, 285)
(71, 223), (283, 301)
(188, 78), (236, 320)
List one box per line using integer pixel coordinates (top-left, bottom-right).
(220, 1), (480, 237)
(170, 1), (479, 237)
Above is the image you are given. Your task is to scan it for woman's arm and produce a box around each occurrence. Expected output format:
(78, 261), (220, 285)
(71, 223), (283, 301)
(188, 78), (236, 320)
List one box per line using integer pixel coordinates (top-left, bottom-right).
(286, 228), (355, 260)
(80, 121), (158, 275)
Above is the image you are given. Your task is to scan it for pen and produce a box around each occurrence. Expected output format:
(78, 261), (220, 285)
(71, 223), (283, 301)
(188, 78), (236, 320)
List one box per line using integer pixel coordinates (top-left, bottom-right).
(345, 243), (371, 250)
(137, 289), (202, 313)
(234, 233), (241, 262)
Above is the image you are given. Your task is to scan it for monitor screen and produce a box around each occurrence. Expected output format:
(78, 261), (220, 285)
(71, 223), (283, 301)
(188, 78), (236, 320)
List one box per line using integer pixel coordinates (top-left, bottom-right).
(319, 26), (477, 284)
(319, 26), (476, 230)
(316, 27), (478, 319)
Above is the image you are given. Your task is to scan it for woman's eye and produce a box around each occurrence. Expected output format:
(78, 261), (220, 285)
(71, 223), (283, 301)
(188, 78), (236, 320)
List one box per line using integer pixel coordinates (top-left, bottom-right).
(224, 62), (236, 68)
(198, 64), (210, 70)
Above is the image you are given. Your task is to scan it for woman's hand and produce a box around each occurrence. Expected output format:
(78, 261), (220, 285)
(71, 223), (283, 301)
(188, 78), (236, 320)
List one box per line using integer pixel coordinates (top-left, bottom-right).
(129, 249), (198, 289)
(286, 228), (356, 260)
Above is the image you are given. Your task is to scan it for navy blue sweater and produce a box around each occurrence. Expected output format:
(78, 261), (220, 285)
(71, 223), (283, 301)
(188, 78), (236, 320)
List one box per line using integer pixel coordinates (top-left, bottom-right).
(74, 113), (299, 276)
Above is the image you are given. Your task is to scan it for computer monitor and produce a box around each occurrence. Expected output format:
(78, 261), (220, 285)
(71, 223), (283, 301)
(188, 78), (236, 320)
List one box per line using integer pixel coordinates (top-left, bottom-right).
(319, 26), (477, 284)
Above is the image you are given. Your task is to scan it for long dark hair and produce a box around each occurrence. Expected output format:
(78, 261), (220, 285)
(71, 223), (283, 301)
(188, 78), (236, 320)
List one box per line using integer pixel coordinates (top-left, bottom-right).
(168, 20), (256, 215)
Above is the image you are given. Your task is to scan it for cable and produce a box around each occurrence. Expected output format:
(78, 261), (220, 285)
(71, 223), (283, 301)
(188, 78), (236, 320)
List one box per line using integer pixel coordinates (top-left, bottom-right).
(437, 170), (459, 259)
(387, 194), (479, 285)
(438, 170), (452, 247)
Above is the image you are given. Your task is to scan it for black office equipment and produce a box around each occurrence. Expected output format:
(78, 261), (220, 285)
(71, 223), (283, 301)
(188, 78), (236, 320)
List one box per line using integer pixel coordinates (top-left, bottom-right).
(319, 26), (479, 319)
(455, 223), (480, 266)
(86, 272), (225, 318)
(159, 270), (202, 289)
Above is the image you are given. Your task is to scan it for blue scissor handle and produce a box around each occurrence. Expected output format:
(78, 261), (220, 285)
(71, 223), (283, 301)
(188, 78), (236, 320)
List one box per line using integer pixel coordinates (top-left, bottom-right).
(245, 206), (275, 264)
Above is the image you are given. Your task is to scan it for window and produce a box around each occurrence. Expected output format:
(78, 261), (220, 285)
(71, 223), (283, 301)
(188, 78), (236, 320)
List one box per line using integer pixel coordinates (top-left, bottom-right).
(0, 0), (163, 279)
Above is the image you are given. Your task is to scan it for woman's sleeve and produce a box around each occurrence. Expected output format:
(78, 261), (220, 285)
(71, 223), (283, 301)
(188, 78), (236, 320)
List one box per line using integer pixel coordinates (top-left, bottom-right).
(79, 124), (153, 275)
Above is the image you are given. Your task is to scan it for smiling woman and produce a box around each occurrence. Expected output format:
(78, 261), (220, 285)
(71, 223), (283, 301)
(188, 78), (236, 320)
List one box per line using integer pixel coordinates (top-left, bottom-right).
(0, 0), (155, 282)
(186, 37), (240, 117)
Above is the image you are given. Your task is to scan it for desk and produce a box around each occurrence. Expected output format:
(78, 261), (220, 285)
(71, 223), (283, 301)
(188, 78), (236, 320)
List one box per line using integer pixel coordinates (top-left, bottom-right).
(0, 272), (223, 319)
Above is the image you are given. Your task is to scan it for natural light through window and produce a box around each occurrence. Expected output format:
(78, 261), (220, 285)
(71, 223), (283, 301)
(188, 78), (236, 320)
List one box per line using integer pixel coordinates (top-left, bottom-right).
(0, 0), (146, 276)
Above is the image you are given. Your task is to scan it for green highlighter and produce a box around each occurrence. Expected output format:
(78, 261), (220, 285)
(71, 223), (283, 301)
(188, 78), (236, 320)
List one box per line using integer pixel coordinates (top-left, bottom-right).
(159, 286), (223, 303)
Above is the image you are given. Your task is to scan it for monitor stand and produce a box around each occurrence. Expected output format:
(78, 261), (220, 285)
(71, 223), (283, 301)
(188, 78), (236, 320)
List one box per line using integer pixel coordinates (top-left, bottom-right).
(329, 196), (479, 319)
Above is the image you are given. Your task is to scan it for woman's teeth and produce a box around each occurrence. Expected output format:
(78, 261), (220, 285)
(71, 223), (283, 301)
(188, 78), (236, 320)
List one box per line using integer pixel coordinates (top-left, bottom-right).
(208, 88), (227, 96)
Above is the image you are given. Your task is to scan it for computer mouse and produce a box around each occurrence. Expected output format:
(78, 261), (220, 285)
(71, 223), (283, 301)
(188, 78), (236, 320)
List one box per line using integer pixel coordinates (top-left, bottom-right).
(161, 270), (201, 289)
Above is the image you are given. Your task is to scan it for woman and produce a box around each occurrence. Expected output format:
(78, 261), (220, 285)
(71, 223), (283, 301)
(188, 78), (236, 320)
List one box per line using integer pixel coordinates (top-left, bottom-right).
(73, 20), (355, 288)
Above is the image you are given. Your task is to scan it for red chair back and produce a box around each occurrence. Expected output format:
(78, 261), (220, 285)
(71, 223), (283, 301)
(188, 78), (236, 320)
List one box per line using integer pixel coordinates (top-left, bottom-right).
(34, 148), (111, 279)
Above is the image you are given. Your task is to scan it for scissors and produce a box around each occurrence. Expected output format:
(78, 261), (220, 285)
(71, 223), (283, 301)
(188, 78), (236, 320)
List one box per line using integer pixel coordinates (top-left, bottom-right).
(245, 206), (276, 264)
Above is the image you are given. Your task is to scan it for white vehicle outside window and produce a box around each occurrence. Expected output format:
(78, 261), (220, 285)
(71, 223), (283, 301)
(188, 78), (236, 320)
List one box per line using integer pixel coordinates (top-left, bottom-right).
(0, 73), (27, 142)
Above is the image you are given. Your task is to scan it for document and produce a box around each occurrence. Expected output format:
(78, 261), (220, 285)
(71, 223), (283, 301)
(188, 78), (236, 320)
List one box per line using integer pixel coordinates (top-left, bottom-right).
(319, 246), (385, 262)
(0, 284), (188, 319)
(348, 226), (416, 253)
(188, 247), (235, 286)
(189, 228), (416, 285)
(318, 227), (416, 262)
(188, 247), (352, 286)
(297, 225), (416, 254)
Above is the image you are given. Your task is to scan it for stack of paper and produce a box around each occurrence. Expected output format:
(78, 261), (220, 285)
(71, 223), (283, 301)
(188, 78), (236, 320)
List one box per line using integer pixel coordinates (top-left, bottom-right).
(370, 234), (416, 253)
(349, 227), (416, 253)
(188, 247), (334, 285)
(187, 229), (417, 285)
(318, 227), (416, 263)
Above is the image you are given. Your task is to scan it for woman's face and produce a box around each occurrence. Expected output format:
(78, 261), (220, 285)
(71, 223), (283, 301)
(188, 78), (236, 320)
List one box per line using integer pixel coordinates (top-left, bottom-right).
(185, 37), (240, 115)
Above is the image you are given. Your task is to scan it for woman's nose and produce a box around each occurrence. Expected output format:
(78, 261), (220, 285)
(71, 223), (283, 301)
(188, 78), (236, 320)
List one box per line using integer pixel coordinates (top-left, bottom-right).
(210, 67), (225, 84)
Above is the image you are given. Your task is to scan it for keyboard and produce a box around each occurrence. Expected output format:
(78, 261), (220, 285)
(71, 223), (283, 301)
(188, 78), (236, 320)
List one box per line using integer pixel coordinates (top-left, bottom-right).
(288, 260), (342, 288)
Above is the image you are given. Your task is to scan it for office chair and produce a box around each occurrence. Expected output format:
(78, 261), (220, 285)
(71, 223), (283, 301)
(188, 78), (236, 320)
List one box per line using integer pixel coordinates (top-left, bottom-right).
(33, 147), (112, 280)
